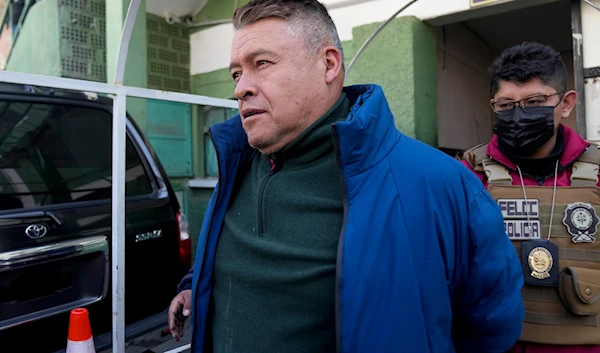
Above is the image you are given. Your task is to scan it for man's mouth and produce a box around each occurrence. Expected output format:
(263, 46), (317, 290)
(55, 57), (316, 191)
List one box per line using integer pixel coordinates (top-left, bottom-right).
(242, 109), (265, 119)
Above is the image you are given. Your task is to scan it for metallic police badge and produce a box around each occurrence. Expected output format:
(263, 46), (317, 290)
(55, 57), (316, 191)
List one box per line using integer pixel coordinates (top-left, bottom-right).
(521, 239), (559, 286)
(527, 247), (553, 280)
(563, 202), (599, 243)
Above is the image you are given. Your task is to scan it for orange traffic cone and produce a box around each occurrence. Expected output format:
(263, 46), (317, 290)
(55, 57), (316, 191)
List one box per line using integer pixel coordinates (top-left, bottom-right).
(66, 308), (96, 353)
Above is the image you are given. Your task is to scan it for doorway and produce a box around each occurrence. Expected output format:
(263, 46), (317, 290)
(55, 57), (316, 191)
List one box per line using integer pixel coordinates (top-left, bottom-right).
(436, 0), (576, 156)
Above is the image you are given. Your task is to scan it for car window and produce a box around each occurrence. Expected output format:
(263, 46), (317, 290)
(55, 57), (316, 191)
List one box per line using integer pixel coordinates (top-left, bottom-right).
(0, 101), (153, 211)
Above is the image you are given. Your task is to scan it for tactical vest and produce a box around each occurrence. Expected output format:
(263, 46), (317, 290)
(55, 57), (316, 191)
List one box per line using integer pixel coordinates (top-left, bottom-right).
(463, 143), (600, 345)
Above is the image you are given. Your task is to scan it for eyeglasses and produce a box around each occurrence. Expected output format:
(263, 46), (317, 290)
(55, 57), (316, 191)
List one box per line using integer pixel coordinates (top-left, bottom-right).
(490, 92), (565, 114)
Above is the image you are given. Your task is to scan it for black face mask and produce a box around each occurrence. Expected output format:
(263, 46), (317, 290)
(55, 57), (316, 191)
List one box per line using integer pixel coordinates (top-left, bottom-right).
(493, 106), (556, 156)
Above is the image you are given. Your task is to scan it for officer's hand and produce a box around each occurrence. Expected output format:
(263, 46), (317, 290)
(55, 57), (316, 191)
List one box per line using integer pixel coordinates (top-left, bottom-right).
(168, 289), (192, 341)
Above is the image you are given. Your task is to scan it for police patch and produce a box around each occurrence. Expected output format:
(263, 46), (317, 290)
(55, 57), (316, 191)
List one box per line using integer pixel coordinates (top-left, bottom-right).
(563, 202), (599, 243)
(504, 220), (541, 240)
(498, 199), (540, 219)
(498, 199), (541, 240)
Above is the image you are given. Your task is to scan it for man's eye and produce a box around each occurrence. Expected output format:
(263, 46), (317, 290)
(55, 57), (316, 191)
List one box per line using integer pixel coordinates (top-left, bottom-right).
(526, 98), (545, 105)
(257, 60), (268, 66)
(232, 72), (241, 80)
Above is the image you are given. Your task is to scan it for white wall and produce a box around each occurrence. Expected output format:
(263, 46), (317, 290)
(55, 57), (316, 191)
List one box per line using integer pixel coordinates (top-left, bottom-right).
(326, 0), (469, 42)
(190, 0), (471, 75)
(582, 0), (600, 142)
(581, 0), (600, 69)
(190, 23), (235, 76)
(146, 0), (205, 18)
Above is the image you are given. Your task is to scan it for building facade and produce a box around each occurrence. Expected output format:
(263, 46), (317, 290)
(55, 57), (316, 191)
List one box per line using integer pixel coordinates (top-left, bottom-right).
(1, 0), (599, 260)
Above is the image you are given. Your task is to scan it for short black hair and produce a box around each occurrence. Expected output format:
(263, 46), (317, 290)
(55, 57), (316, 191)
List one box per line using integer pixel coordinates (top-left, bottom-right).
(232, 0), (344, 63)
(488, 42), (568, 96)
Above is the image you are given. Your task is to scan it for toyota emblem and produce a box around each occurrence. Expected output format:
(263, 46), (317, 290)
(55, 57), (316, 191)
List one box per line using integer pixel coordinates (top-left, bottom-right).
(25, 224), (47, 239)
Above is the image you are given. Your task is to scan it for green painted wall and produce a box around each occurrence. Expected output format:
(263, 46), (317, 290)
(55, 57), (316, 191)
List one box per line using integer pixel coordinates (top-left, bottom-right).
(191, 68), (235, 99)
(412, 19), (437, 147)
(5, 0), (61, 76)
(106, 0), (148, 132)
(344, 16), (437, 146)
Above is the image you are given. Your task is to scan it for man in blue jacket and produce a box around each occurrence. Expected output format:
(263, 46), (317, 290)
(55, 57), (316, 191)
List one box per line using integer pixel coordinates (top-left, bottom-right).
(168, 0), (525, 352)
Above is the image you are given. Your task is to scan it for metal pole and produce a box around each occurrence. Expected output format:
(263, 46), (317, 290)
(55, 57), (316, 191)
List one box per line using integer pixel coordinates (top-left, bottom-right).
(111, 91), (127, 353)
(111, 0), (142, 352)
(0, 70), (120, 94)
(113, 0), (142, 85)
(0, 71), (238, 108)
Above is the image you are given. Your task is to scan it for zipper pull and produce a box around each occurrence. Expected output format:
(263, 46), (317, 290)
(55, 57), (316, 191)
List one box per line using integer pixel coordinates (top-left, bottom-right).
(269, 155), (277, 171)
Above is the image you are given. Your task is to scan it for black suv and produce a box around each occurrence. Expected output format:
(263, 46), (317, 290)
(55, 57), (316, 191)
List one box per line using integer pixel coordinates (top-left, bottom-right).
(0, 83), (191, 352)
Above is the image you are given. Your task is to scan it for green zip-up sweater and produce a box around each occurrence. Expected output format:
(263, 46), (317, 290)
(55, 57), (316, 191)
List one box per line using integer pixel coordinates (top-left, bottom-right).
(210, 93), (350, 353)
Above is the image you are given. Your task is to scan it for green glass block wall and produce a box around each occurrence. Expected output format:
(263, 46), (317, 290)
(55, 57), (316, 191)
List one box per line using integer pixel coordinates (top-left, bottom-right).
(146, 14), (190, 93)
(58, 0), (106, 82)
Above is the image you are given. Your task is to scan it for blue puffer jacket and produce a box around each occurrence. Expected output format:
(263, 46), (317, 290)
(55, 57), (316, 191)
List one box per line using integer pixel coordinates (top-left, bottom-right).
(182, 84), (525, 353)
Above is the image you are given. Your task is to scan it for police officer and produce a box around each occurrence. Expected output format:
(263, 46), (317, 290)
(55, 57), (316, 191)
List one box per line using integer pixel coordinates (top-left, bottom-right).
(462, 41), (600, 353)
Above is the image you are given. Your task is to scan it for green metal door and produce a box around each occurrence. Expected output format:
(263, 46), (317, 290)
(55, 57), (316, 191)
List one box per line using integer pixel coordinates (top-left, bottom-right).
(146, 99), (192, 177)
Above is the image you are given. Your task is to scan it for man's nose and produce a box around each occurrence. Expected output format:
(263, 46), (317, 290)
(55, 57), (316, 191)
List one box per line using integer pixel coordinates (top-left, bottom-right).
(234, 73), (257, 100)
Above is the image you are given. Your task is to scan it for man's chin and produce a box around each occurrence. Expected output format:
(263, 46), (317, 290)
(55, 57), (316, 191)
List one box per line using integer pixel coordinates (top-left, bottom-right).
(248, 138), (280, 155)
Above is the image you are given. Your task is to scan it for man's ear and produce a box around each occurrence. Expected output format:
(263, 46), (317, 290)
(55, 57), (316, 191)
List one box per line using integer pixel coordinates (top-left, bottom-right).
(323, 46), (343, 84)
(561, 90), (578, 119)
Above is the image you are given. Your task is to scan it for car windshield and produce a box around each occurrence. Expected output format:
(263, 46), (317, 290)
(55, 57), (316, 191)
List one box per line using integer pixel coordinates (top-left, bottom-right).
(0, 100), (153, 211)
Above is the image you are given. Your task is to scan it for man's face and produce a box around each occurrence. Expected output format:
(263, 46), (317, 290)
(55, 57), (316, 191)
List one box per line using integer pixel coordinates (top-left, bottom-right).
(229, 18), (328, 155)
(493, 78), (577, 130)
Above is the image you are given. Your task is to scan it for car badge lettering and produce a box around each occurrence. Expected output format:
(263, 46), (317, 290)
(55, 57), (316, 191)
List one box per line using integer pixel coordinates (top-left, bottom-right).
(135, 229), (163, 243)
(25, 224), (48, 239)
